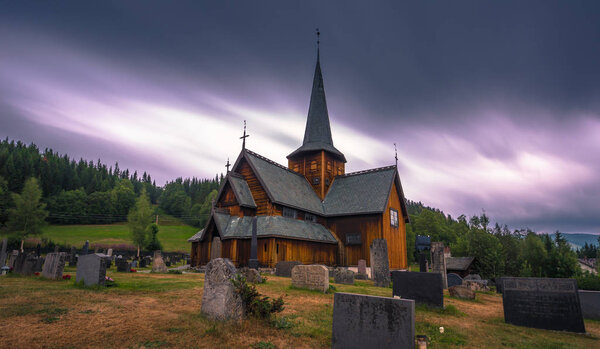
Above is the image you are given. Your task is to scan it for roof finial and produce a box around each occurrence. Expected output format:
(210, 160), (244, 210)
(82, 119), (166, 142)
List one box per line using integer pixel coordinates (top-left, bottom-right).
(394, 143), (398, 167)
(240, 120), (249, 149)
(225, 157), (231, 173)
(316, 28), (320, 59)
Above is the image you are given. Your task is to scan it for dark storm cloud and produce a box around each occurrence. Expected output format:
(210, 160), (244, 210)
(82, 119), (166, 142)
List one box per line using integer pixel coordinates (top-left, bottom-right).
(1, 1), (599, 234)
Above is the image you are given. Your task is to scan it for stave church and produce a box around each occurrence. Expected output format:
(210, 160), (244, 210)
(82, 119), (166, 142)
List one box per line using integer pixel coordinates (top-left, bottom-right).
(188, 43), (410, 269)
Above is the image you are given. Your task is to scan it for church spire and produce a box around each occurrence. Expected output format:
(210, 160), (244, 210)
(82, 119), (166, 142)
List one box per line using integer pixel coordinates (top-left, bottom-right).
(287, 30), (346, 162)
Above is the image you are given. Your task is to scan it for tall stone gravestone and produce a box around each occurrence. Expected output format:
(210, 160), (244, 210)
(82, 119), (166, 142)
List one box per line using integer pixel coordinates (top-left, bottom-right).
(76, 253), (107, 286)
(201, 258), (243, 321)
(42, 252), (67, 279)
(356, 259), (367, 280)
(369, 239), (390, 287)
(152, 250), (168, 273)
(69, 246), (77, 266)
(502, 277), (585, 333)
(291, 265), (329, 292)
(392, 271), (444, 308)
(332, 293), (415, 349)
(275, 261), (302, 277)
(431, 242), (448, 289)
(0, 238), (7, 268)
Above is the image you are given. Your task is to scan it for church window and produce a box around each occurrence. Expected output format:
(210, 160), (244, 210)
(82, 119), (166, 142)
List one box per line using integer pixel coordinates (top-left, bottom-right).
(283, 207), (297, 218)
(276, 243), (279, 254)
(310, 161), (317, 172)
(313, 177), (320, 185)
(390, 208), (399, 227)
(264, 244), (267, 252)
(305, 213), (316, 223)
(293, 164), (299, 172)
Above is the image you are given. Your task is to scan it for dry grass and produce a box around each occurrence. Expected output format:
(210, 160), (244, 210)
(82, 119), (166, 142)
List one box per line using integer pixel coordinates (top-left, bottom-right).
(0, 272), (599, 348)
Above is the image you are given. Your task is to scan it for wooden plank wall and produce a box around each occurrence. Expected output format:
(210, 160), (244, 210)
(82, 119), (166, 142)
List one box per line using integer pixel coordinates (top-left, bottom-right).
(382, 180), (408, 269)
(288, 151), (346, 200)
(327, 214), (382, 266)
(236, 159), (274, 215)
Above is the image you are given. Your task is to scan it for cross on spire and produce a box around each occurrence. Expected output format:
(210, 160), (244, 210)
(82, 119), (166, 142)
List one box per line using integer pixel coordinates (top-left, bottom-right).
(240, 120), (249, 149)
(225, 158), (231, 173)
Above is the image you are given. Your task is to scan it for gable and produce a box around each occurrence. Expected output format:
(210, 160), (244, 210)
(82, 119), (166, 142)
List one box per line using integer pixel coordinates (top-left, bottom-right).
(215, 173), (257, 209)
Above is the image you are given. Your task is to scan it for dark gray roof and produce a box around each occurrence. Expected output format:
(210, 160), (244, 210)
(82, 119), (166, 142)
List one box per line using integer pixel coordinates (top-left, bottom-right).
(244, 150), (325, 215)
(206, 212), (337, 244)
(323, 166), (397, 216)
(287, 52), (345, 162)
(446, 257), (475, 271)
(187, 229), (204, 242)
(228, 173), (256, 208)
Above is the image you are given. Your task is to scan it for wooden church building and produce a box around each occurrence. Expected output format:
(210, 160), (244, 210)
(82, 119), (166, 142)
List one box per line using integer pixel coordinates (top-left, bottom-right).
(189, 47), (410, 269)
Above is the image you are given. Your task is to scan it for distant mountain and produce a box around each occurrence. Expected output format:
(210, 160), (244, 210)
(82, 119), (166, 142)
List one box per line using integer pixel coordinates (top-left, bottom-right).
(559, 233), (600, 249)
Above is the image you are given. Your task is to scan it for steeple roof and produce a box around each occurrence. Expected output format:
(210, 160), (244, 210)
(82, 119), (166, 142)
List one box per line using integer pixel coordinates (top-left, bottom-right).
(287, 50), (346, 162)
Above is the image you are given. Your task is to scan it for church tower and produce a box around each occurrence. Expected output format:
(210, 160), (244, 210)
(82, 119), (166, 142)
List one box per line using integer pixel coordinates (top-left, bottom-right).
(287, 45), (346, 200)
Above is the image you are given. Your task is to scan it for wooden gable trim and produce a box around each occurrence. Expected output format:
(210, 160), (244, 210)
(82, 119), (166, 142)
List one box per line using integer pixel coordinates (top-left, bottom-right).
(231, 149), (276, 204)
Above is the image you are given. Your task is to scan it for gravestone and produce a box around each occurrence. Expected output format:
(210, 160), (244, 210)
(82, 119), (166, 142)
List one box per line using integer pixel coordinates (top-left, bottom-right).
(14, 253), (38, 276)
(579, 290), (600, 320)
(82, 240), (89, 255)
(8, 250), (19, 269)
(392, 271), (444, 308)
(36, 244), (41, 257)
(140, 258), (148, 268)
(502, 277), (585, 333)
(107, 248), (113, 257)
(152, 250), (168, 273)
(116, 257), (130, 272)
(54, 245), (59, 253)
(333, 268), (355, 285)
(69, 246), (76, 263)
(332, 292), (415, 349)
(291, 264), (329, 292)
(42, 252), (67, 279)
(76, 253), (108, 286)
(275, 261), (302, 277)
(495, 277), (505, 293)
(369, 239), (390, 287)
(447, 273), (463, 288)
(448, 285), (475, 299)
(0, 238), (7, 268)
(356, 259), (367, 279)
(431, 242), (447, 289)
(131, 260), (137, 268)
(201, 258), (243, 321)
(239, 267), (262, 283)
(34, 256), (45, 272)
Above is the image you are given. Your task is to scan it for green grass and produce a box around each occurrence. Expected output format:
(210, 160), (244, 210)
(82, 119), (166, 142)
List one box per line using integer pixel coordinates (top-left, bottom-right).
(41, 223), (198, 252)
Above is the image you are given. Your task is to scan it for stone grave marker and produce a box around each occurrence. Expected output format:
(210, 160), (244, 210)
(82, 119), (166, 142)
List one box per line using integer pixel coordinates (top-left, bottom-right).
(275, 261), (302, 277)
(369, 239), (390, 287)
(431, 242), (448, 289)
(42, 252), (67, 280)
(140, 258), (148, 268)
(356, 259), (367, 279)
(82, 240), (89, 255)
(579, 290), (600, 320)
(152, 250), (168, 273)
(34, 256), (45, 272)
(0, 238), (7, 268)
(332, 292), (415, 349)
(54, 245), (59, 253)
(8, 250), (19, 269)
(291, 264), (329, 292)
(448, 285), (475, 299)
(116, 257), (130, 272)
(333, 267), (355, 285)
(392, 271), (444, 308)
(107, 248), (113, 257)
(76, 253), (108, 286)
(239, 267), (262, 283)
(201, 258), (243, 321)
(502, 277), (585, 333)
(447, 273), (463, 288)
(15, 253), (38, 276)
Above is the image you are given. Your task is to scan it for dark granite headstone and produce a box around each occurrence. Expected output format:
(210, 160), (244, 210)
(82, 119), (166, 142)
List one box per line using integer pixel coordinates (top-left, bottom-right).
(116, 257), (130, 272)
(332, 292), (415, 349)
(140, 258), (148, 268)
(502, 277), (585, 333)
(369, 239), (390, 287)
(76, 253), (107, 286)
(0, 238), (7, 268)
(14, 253), (38, 275)
(447, 273), (463, 288)
(36, 243), (42, 257)
(579, 290), (600, 320)
(392, 271), (444, 308)
(82, 240), (89, 255)
(275, 261), (302, 277)
(495, 277), (505, 293)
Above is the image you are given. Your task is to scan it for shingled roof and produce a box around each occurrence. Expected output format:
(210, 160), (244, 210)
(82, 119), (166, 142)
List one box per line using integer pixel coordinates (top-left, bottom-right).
(243, 150), (325, 215)
(287, 50), (345, 161)
(228, 173), (257, 208)
(192, 212), (337, 244)
(446, 257), (475, 271)
(323, 166), (398, 216)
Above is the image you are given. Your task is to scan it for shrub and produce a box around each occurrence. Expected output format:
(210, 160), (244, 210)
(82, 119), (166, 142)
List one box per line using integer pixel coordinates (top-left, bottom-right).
(577, 272), (600, 291)
(231, 274), (284, 319)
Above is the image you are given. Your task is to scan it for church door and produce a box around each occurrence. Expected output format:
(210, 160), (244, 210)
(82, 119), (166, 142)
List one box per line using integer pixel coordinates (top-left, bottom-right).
(210, 236), (222, 260)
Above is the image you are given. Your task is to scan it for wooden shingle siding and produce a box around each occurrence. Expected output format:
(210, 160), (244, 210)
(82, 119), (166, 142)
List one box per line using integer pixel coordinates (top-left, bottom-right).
(236, 159), (271, 215)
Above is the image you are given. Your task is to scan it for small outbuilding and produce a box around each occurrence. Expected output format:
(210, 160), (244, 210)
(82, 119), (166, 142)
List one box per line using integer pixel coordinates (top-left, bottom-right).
(445, 257), (475, 278)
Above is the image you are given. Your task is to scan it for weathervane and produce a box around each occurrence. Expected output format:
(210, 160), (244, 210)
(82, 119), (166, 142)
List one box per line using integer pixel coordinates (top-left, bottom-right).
(225, 158), (231, 173)
(240, 120), (249, 149)
(316, 28), (320, 47)
(394, 143), (398, 167)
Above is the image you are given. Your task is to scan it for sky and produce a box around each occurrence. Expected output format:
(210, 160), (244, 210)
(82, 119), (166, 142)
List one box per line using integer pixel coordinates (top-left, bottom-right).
(1, 1), (599, 234)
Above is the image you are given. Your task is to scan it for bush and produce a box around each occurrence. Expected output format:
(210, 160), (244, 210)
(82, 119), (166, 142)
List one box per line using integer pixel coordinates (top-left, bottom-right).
(231, 274), (284, 319)
(577, 272), (600, 291)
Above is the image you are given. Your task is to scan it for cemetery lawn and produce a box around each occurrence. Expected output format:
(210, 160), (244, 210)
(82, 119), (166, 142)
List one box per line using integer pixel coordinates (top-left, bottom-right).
(39, 223), (198, 253)
(1, 271), (599, 349)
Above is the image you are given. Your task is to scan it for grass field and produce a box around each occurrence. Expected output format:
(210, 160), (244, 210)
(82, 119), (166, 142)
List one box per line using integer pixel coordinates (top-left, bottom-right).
(39, 222), (198, 253)
(1, 269), (599, 348)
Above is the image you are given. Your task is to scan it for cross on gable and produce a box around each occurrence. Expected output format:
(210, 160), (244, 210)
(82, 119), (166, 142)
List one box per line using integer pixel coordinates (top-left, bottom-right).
(225, 158), (231, 173)
(240, 120), (250, 149)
